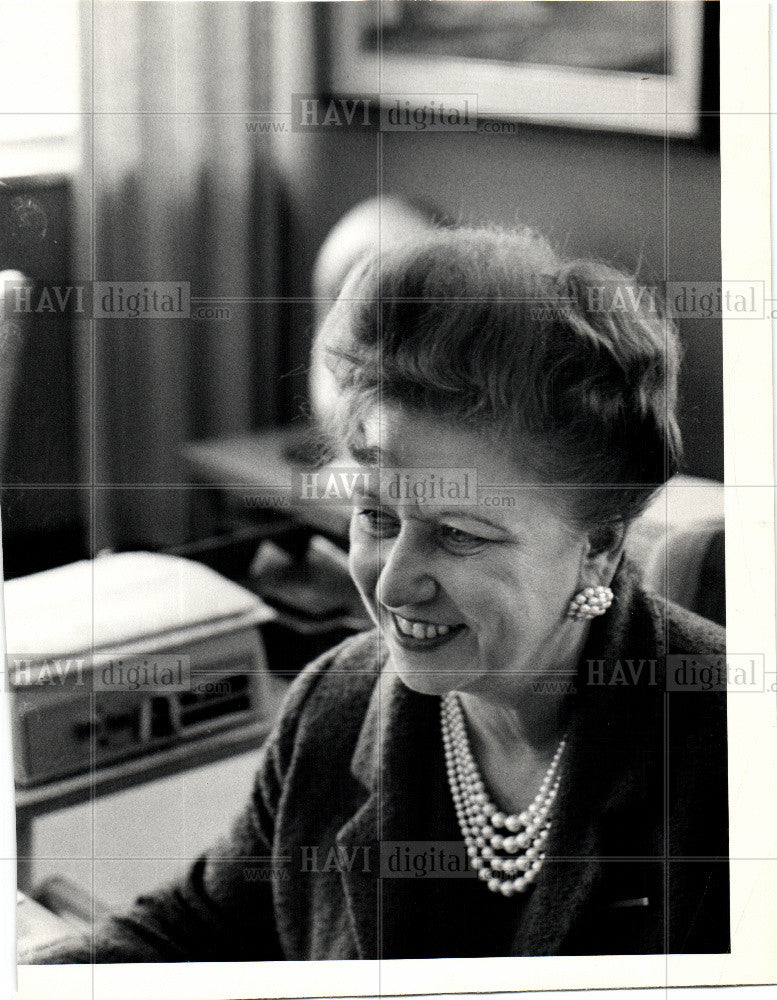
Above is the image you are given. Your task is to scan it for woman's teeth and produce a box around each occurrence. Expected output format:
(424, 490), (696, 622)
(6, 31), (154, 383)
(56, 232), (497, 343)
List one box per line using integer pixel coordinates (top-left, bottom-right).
(392, 613), (452, 640)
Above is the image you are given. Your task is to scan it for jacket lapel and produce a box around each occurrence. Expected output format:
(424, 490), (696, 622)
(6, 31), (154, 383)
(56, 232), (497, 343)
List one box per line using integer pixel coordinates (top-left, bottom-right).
(335, 664), (422, 959)
(513, 724), (605, 954)
(334, 792), (380, 959)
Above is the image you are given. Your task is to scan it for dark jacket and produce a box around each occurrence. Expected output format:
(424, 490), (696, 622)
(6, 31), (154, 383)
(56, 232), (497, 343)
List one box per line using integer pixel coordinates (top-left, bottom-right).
(33, 561), (729, 963)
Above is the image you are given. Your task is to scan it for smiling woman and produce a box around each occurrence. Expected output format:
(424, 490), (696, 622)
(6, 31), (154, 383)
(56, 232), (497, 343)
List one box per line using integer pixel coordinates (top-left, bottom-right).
(32, 225), (729, 963)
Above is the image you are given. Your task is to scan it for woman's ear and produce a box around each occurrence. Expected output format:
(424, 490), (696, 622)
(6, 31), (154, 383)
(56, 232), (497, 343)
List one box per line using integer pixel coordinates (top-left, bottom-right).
(581, 522), (626, 586)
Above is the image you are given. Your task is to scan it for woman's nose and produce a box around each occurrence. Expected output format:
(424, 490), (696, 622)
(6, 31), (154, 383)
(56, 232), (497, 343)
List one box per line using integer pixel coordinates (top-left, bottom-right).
(376, 530), (437, 609)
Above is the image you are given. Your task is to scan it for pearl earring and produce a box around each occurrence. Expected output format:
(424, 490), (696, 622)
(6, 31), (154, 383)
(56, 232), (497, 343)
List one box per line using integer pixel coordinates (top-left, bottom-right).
(567, 584), (614, 621)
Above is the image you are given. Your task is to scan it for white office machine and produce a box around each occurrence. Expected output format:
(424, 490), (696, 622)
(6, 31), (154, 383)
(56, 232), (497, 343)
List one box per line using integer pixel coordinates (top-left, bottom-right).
(5, 552), (276, 786)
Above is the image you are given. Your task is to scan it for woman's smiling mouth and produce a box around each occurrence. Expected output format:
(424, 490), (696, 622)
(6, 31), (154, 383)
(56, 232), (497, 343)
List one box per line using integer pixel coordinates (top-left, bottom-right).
(388, 611), (468, 648)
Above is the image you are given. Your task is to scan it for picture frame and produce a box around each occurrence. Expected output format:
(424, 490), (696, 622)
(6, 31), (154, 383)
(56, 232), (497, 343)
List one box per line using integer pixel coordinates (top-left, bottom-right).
(326, 1), (708, 138)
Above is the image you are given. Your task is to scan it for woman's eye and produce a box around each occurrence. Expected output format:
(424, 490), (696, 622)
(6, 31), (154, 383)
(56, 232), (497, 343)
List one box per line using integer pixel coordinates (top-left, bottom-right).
(357, 508), (399, 537)
(439, 525), (487, 553)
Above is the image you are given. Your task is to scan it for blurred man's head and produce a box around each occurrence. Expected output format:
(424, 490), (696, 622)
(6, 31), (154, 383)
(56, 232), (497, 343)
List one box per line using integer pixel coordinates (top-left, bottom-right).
(310, 196), (435, 425)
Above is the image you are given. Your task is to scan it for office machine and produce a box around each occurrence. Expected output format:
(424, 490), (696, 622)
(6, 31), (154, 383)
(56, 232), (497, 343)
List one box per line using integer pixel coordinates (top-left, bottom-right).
(6, 551), (276, 786)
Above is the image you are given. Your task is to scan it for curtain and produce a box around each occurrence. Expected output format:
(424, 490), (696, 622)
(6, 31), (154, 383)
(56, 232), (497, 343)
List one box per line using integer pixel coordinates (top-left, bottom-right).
(75, 1), (280, 551)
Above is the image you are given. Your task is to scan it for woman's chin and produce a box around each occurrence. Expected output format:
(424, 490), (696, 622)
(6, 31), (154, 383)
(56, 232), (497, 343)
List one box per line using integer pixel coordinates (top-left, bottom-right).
(386, 650), (485, 697)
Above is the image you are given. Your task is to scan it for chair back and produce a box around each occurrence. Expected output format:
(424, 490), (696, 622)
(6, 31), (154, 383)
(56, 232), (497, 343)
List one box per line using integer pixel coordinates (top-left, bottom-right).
(0, 271), (31, 479)
(627, 474), (725, 625)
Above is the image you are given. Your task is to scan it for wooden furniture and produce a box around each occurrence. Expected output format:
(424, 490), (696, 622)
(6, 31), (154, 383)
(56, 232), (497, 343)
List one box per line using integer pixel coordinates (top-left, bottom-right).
(183, 425), (351, 542)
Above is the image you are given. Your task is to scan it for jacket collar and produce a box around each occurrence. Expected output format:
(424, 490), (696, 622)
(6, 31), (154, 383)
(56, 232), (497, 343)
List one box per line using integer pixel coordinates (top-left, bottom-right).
(336, 661), (438, 959)
(516, 564), (667, 953)
(349, 652), (401, 793)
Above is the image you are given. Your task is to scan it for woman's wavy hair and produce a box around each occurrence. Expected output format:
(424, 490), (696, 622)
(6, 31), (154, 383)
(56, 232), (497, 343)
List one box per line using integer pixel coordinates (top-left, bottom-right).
(318, 224), (682, 535)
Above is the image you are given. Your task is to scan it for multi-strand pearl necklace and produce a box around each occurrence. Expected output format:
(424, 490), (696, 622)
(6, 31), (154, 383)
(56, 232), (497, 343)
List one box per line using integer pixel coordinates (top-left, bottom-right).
(441, 692), (566, 897)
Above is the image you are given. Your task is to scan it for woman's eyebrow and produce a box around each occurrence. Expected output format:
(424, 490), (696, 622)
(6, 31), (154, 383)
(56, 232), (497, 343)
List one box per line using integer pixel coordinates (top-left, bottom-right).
(347, 444), (400, 466)
(437, 511), (510, 531)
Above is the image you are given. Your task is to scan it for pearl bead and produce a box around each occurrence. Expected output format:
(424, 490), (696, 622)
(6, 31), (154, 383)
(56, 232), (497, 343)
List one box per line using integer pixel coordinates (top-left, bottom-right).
(492, 812), (506, 828)
(500, 881), (515, 897)
(490, 834), (504, 850)
(488, 878), (501, 893)
(504, 815), (521, 833)
(503, 836), (518, 854)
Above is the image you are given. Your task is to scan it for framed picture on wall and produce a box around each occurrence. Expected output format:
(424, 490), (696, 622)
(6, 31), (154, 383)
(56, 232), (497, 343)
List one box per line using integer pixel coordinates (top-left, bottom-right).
(326, 0), (709, 138)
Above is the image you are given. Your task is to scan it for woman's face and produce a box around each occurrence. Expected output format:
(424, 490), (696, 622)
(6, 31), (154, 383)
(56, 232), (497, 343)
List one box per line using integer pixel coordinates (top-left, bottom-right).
(348, 405), (597, 702)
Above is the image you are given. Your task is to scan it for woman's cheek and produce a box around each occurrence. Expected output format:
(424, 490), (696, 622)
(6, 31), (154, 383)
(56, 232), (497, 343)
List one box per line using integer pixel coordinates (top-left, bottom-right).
(348, 531), (381, 615)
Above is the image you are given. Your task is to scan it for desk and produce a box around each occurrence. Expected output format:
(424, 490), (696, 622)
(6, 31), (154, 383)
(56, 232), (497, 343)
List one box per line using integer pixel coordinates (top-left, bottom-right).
(16, 672), (289, 892)
(183, 426), (351, 541)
